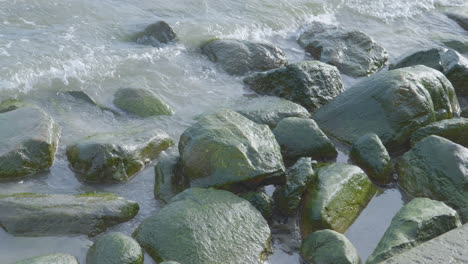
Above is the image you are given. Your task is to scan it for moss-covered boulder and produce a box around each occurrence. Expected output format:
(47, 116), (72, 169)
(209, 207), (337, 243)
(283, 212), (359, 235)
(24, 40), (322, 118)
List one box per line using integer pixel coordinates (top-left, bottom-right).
(113, 88), (173, 117)
(154, 154), (187, 203)
(133, 188), (271, 264)
(239, 191), (274, 220)
(301, 229), (362, 264)
(67, 128), (174, 183)
(0, 106), (60, 180)
(446, 12), (468, 31)
(410, 118), (468, 147)
(87, 232), (143, 264)
(273, 117), (337, 163)
(178, 110), (285, 190)
(0, 193), (139, 237)
(397, 135), (468, 222)
(233, 96), (310, 128)
(300, 163), (376, 237)
(314, 66), (460, 152)
(350, 133), (393, 185)
(274, 157), (315, 216)
(135, 21), (177, 46)
(201, 39), (287, 76)
(366, 198), (461, 264)
(15, 253), (79, 264)
(243, 61), (344, 112)
(298, 22), (388, 77)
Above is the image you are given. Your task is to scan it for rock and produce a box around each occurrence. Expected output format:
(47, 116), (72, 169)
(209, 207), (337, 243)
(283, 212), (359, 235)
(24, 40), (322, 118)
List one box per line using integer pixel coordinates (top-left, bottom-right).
(0, 106), (60, 180)
(135, 21), (177, 46)
(314, 66), (460, 152)
(446, 12), (468, 31)
(366, 198), (461, 264)
(178, 110), (285, 190)
(350, 133), (393, 185)
(298, 22), (388, 77)
(389, 48), (444, 71)
(67, 128), (173, 183)
(133, 188), (271, 264)
(0, 193), (139, 237)
(243, 61), (344, 112)
(201, 39), (287, 76)
(113, 88), (173, 117)
(15, 253), (79, 264)
(154, 154), (187, 203)
(442, 39), (468, 54)
(0, 98), (28, 113)
(461, 107), (468, 118)
(411, 118), (468, 147)
(301, 229), (362, 264)
(382, 223), (468, 264)
(273, 157), (315, 216)
(397, 135), (468, 222)
(300, 163), (376, 237)
(63, 91), (119, 115)
(87, 232), (144, 264)
(239, 191), (274, 220)
(233, 96), (310, 128)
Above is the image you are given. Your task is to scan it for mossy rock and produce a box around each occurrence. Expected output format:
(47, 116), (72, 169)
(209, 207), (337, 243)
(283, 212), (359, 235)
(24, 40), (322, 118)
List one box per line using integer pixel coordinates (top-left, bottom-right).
(239, 191), (274, 220)
(113, 88), (173, 117)
(87, 232), (144, 264)
(410, 118), (468, 147)
(15, 253), (79, 264)
(135, 21), (177, 46)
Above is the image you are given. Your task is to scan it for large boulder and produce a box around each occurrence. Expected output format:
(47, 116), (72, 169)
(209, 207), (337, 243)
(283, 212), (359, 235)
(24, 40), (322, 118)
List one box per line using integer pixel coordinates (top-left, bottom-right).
(0, 106), (60, 180)
(133, 188), (271, 264)
(397, 135), (468, 222)
(113, 88), (174, 117)
(300, 163), (376, 237)
(366, 198), (461, 264)
(298, 22), (388, 77)
(446, 12), (468, 31)
(67, 128), (174, 183)
(314, 66), (460, 152)
(86, 232), (144, 264)
(135, 21), (177, 46)
(0, 193), (139, 237)
(410, 118), (468, 147)
(243, 61), (344, 112)
(301, 229), (362, 264)
(350, 133), (393, 185)
(232, 96), (310, 128)
(272, 117), (337, 162)
(201, 39), (287, 76)
(273, 157), (315, 216)
(178, 110), (285, 190)
(15, 254), (79, 264)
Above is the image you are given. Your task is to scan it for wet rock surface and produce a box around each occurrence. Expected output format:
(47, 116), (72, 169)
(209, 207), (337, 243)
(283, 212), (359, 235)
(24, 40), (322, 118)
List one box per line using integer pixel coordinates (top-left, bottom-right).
(86, 232), (143, 264)
(14, 253), (79, 264)
(410, 117), (468, 147)
(113, 88), (174, 117)
(135, 21), (177, 46)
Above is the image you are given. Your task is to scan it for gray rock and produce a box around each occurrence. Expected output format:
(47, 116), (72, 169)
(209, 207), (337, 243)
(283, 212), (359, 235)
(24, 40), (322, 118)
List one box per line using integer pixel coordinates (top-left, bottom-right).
(15, 253), (79, 264)
(411, 118), (468, 147)
(239, 191), (274, 220)
(389, 48), (445, 71)
(314, 66), (460, 152)
(67, 128), (174, 183)
(133, 188), (271, 264)
(135, 21), (177, 46)
(442, 39), (468, 54)
(87, 232), (143, 264)
(446, 12), (468, 31)
(298, 22), (388, 77)
(301, 229), (362, 264)
(0, 193), (139, 237)
(178, 110), (285, 190)
(154, 154), (187, 203)
(113, 88), (174, 117)
(461, 107), (468, 118)
(273, 117), (337, 162)
(201, 39), (287, 76)
(397, 135), (468, 222)
(243, 61), (344, 112)
(366, 198), (461, 264)
(350, 133), (393, 185)
(0, 106), (60, 180)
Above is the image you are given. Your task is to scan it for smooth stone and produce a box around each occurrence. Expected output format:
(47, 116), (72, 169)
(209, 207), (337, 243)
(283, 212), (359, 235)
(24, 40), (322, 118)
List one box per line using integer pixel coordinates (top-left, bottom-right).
(113, 88), (173, 117)
(15, 253), (79, 264)
(178, 110), (285, 190)
(201, 39), (287, 76)
(133, 188), (271, 264)
(86, 232), (144, 264)
(0, 193), (139, 237)
(301, 229), (362, 264)
(273, 157), (315, 216)
(298, 22), (388, 77)
(300, 163), (376, 237)
(67, 128), (174, 183)
(154, 154), (187, 203)
(397, 135), (468, 222)
(446, 12), (468, 31)
(135, 21), (177, 46)
(0, 106), (60, 180)
(233, 96), (310, 128)
(411, 118), (468, 147)
(366, 198), (461, 264)
(314, 65), (460, 152)
(243, 61), (344, 112)
(239, 191), (274, 220)
(350, 133), (393, 185)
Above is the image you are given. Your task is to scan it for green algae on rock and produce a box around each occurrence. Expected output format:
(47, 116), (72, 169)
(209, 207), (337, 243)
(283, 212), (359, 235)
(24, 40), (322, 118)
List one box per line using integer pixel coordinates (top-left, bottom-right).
(113, 88), (174, 117)
(410, 118), (468, 147)
(15, 253), (79, 264)
(239, 191), (274, 220)
(87, 232), (143, 264)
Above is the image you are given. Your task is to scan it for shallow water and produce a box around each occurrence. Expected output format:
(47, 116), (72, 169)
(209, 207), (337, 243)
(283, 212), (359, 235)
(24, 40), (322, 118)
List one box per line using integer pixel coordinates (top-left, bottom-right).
(0, 0), (467, 263)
